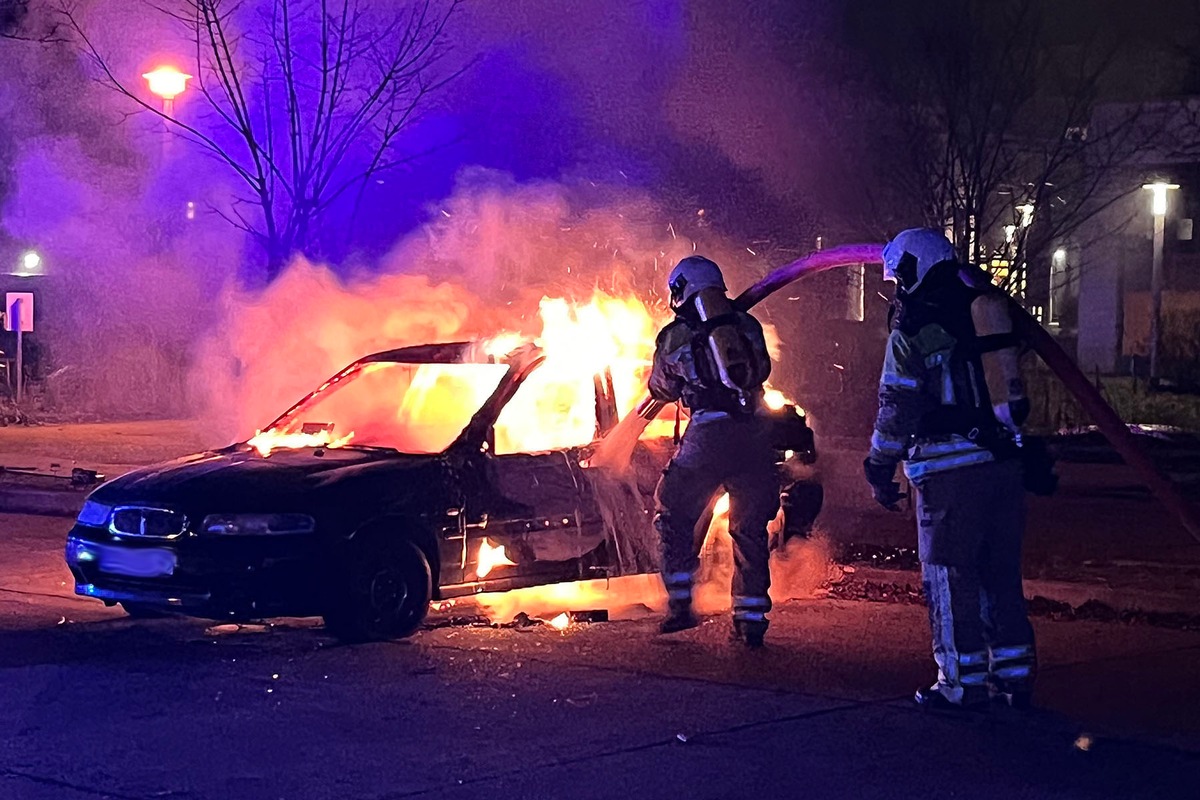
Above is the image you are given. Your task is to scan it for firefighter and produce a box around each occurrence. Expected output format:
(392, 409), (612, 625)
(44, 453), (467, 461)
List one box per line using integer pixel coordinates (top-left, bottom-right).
(647, 256), (779, 647)
(863, 227), (1041, 709)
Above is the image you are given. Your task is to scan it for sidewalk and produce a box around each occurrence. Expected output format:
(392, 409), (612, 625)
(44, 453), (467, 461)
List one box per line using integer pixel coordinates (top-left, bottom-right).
(0, 420), (219, 515)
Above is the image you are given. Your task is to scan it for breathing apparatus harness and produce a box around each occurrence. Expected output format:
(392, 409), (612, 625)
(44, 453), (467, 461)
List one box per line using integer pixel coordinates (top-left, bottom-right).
(675, 305), (765, 416)
(890, 260), (1057, 495)
(890, 263), (1018, 456)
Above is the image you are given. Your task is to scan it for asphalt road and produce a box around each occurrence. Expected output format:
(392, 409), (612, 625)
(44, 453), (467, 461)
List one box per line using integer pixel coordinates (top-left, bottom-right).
(2, 512), (1199, 800)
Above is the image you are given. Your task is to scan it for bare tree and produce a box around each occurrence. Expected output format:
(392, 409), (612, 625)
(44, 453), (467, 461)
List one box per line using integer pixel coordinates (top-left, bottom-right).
(2, 0), (66, 41)
(62, 0), (461, 280)
(852, 0), (1156, 304)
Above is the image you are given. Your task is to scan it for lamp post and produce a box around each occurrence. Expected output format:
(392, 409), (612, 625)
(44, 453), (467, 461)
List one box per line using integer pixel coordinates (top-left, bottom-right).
(142, 65), (191, 116)
(18, 251), (41, 276)
(1142, 182), (1179, 383)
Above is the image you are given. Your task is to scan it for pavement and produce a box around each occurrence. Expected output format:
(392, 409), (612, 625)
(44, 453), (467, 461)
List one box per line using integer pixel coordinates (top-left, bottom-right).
(1, 512), (1199, 799)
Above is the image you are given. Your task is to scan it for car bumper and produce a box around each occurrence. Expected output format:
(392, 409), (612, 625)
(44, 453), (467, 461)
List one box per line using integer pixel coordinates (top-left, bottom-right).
(65, 526), (324, 620)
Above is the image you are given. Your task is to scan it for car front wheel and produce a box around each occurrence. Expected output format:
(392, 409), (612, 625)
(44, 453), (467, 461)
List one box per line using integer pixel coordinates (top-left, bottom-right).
(324, 534), (432, 643)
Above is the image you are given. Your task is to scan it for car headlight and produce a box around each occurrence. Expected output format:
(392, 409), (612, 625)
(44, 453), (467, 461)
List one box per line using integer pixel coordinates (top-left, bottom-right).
(202, 513), (316, 536)
(76, 500), (112, 527)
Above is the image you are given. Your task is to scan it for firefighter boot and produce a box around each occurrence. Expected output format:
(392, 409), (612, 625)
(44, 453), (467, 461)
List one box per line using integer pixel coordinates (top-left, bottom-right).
(989, 676), (1034, 710)
(660, 600), (699, 634)
(914, 683), (990, 711)
(730, 619), (766, 648)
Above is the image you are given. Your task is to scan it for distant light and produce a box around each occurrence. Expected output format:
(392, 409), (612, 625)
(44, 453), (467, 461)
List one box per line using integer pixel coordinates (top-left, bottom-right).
(1053, 248), (1067, 263)
(21, 251), (41, 271)
(1003, 224), (1017, 243)
(186, 201), (196, 220)
(1017, 203), (1035, 228)
(143, 66), (192, 100)
(1142, 182), (1179, 217)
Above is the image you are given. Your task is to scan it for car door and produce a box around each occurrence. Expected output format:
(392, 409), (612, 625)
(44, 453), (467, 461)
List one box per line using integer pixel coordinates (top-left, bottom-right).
(457, 362), (600, 589)
(468, 450), (595, 587)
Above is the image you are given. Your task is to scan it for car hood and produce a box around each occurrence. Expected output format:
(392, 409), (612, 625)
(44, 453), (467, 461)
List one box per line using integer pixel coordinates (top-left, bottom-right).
(89, 446), (448, 516)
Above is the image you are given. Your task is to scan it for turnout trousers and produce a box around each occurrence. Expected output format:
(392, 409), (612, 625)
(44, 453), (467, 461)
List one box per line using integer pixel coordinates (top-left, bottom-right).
(654, 414), (780, 631)
(915, 458), (1036, 704)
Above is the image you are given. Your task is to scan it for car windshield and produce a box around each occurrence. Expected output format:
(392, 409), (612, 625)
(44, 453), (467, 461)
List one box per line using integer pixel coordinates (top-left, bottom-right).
(264, 361), (509, 454)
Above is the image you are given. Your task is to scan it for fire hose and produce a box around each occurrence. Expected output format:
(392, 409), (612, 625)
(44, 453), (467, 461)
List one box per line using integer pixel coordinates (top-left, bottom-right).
(627, 243), (1200, 544)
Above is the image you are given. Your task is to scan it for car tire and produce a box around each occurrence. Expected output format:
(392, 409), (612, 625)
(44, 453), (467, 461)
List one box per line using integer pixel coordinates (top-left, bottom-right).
(119, 602), (168, 619)
(324, 535), (432, 643)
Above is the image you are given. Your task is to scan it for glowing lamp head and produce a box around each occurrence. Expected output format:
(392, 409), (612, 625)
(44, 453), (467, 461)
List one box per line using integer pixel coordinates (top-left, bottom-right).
(1143, 182), (1179, 217)
(1017, 203), (1035, 228)
(143, 66), (192, 100)
(20, 251), (41, 272)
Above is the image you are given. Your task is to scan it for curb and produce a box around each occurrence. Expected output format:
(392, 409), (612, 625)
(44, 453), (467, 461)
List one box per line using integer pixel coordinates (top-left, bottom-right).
(846, 565), (1200, 619)
(0, 487), (86, 518)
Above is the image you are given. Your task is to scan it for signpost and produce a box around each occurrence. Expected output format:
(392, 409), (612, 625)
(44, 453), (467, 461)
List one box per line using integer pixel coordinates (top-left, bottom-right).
(4, 292), (33, 403)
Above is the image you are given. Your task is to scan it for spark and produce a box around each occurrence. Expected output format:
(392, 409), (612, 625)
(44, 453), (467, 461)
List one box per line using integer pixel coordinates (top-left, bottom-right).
(746, 247), (757, 256)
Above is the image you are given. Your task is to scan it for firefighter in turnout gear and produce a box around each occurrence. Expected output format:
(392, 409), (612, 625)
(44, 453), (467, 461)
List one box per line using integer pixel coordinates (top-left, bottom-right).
(649, 256), (779, 647)
(864, 227), (1040, 709)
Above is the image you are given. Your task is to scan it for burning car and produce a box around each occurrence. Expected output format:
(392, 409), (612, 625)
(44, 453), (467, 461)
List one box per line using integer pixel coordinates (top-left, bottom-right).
(65, 338), (821, 642)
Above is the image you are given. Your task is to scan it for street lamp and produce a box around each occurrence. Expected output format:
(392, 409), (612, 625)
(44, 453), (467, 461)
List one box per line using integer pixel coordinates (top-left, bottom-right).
(1142, 181), (1179, 382)
(19, 251), (41, 276)
(142, 65), (191, 115)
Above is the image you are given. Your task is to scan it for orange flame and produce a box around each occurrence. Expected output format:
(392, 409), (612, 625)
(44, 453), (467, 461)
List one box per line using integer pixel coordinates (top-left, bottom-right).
(547, 612), (570, 630)
(249, 290), (674, 458)
(248, 428), (355, 457)
(476, 537), (517, 578)
(488, 292), (668, 454)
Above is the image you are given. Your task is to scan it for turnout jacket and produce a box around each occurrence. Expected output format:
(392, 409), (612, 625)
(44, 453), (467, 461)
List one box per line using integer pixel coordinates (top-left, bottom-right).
(868, 268), (1011, 482)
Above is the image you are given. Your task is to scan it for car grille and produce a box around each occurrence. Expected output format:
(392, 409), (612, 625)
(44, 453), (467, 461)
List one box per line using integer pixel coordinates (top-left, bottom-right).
(109, 507), (188, 539)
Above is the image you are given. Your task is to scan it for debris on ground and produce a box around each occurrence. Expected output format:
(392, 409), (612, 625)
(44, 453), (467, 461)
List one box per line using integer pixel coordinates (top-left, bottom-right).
(840, 543), (921, 571)
(204, 623), (272, 636)
(831, 576), (1200, 630)
(828, 578), (923, 605)
(427, 609), (611, 631)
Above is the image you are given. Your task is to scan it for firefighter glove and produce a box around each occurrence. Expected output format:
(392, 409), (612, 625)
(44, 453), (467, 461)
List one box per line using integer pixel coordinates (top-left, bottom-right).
(863, 457), (906, 511)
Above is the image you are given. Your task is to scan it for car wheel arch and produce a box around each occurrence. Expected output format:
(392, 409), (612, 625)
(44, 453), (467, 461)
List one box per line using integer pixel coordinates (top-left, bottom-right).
(345, 514), (443, 599)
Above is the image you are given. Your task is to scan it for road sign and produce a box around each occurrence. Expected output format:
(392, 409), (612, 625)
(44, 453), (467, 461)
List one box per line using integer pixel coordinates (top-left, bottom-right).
(4, 293), (33, 332)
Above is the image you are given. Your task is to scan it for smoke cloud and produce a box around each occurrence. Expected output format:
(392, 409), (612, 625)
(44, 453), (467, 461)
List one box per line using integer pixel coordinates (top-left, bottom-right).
(191, 168), (790, 442)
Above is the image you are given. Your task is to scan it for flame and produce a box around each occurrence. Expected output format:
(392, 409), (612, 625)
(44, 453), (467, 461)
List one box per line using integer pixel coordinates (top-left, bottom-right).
(763, 386), (804, 418)
(476, 537), (517, 578)
(248, 427), (355, 457)
(547, 612), (570, 630)
(484, 332), (524, 359)
(240, 290), (676, 458)
(489, 292), (668, 453)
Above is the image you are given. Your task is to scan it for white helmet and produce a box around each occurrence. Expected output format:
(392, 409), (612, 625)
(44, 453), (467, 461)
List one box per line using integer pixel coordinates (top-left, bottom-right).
(882, 228), (956, 292)
(668, 256), (726, 310)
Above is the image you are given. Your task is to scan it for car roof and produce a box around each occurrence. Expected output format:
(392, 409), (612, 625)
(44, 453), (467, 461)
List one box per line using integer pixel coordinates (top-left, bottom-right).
(359, 339), (540, 366)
